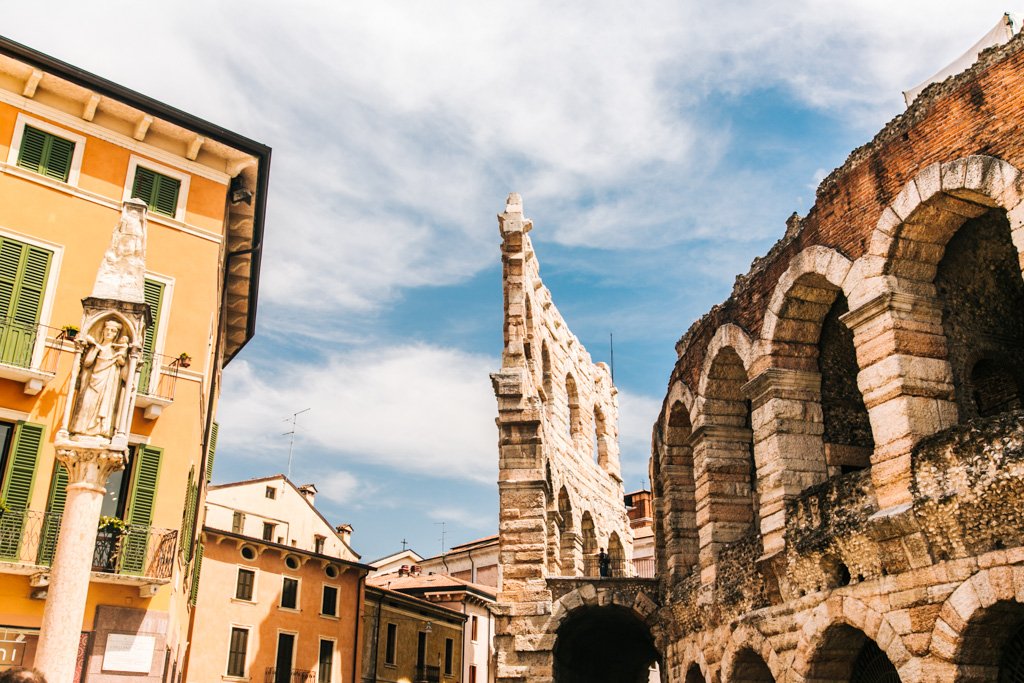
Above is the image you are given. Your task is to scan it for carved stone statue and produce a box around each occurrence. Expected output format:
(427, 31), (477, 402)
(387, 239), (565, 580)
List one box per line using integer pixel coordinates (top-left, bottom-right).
(69, 319), (130, 438)
(91, 199), (147, 303)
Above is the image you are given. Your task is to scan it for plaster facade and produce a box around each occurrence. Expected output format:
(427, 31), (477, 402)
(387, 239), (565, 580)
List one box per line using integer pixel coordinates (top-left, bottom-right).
(647, 30), (1024, 683)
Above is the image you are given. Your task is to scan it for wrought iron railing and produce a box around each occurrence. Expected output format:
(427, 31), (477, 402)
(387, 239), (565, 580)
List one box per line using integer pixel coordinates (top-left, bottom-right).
(137, 351), (181, 401)
(582, 556), (638, 578)
(415, 664), (441, 683)
(264, 667), (314, 683)
(0, 509), (177, 580)
(633, 557), (656, 578)
(0, 318), (70, 374)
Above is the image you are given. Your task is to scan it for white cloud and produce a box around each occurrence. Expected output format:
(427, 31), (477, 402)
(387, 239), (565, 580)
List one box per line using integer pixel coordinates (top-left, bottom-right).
(427, 506), (495, 533)
(217, 344), (500, 483)
(316, 471), (363, 506)
(616, 389), (662, 486)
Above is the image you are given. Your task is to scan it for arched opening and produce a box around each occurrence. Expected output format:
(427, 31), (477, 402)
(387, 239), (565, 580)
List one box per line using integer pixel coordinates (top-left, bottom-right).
(524, 295), (534, 362)
(662, 400), (698, 579)
(542, 342), (553, 403)
(805, 624), (900, 683)
(593, 405), (605, 466)
(819, 293), (874, 473)
(553, 605), (658, 683)
(557, 487), (576, 575)
(685, 664), (706, 683)
(607, 532), (625, 577)
(730, 648), (774, 682)
(954, 599), (1024, 682)
(547, 517), (561, 574)
(934, 208), (1024, 421)
(566, 374), (581, 445)
(697, 347), (756, 567)
(581, 512), (597, 577)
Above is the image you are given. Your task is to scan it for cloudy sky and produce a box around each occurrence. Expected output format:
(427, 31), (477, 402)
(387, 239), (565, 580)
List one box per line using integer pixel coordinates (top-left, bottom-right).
(6, 2), (1014, 560)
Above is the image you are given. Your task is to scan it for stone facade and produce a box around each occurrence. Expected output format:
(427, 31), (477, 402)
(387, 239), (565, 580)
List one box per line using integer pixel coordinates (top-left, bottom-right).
(491, 193), (637, 682)
(649, 32), (1024, 683)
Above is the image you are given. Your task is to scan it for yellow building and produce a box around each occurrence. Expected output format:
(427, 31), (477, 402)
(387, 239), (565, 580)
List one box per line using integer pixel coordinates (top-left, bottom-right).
(185, 475), (369, 683)
(0, 35), (270, 680)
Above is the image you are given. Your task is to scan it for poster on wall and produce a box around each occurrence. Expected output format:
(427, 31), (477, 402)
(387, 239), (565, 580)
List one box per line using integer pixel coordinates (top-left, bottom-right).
(102, 634), (155, 674)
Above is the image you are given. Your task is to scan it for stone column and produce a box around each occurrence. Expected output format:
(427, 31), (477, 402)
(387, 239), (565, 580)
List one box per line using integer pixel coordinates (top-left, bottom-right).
(691, 424), (755, 589)
(36, 447), (125, 683)
(841, 292), (958, 511)
(744, 368), (827, 556)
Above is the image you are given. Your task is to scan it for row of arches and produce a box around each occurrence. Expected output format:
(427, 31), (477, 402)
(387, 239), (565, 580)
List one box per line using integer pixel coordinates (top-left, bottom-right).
(547, 483), (627, 577)
(652, 155), (1024, 581)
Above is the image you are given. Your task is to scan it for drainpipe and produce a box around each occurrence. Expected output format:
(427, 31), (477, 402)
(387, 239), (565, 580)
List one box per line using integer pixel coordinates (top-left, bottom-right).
(370, 589), (383, 682)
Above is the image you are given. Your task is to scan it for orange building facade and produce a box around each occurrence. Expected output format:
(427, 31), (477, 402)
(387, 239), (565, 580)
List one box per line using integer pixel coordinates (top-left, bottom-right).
(0, 35), (270, 680)
(186, 476), (370, 683)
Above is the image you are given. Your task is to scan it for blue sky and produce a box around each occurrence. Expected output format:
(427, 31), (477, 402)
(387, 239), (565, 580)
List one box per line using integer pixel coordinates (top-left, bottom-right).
(6, 2), (1015, 561)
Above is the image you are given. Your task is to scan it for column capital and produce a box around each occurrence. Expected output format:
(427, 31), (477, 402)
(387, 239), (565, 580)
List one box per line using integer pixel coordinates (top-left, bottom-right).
(840, 291), (941, 331)
(54, 443), (126, 488)
(742, 367), (821, 405)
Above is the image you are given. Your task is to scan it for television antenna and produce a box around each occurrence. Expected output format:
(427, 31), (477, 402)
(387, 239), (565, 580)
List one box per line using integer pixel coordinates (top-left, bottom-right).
(282, 408), (311, 479)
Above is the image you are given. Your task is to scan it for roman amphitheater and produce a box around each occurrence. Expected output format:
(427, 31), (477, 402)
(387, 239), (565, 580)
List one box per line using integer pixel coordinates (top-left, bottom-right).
(493, 29), (1024, 683)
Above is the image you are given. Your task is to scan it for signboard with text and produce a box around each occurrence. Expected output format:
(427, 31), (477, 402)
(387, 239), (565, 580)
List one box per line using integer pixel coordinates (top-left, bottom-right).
(0, 640), (26, 668)
(102, 634), (155, 674)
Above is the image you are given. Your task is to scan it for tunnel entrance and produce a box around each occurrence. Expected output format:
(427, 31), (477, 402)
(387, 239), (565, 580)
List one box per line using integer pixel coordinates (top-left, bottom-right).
(553, 605), (658, 683)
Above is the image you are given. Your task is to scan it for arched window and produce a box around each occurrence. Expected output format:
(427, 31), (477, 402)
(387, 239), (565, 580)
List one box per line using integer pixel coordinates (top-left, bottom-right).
(565, 374), (581, 444)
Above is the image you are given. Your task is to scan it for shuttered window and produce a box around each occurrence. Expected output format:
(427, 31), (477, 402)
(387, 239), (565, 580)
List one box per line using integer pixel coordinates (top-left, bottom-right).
(120, 445), (162, 574)
(226, 626), (248, 677)
(0, 238), (51, 368)
(137, 278), (164, 395)
(281, 577), (299, 609)
(180, 468), (198, 562)
(0, 421), (44, 560)
(17, 126), (74, 182)
(37, 462), (68, 566)
(206, 422), (219, 483)
(321, 585), (338, 616)
(190, 542), (204, 606)
(235, 568), (255, 601)
(131, 166), (181, 218)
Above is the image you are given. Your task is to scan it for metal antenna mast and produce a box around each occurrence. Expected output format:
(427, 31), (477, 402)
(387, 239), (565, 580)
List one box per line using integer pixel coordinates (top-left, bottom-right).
(609, 332), (615, 383)
(282, 408), (311, 480)
(434, 521), (447, 555)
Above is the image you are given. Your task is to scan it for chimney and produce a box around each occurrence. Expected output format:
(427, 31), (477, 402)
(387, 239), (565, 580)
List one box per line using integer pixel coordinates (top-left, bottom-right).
(335, 524), (352, 545)
(411, 565), (422, 577)
(399, 565), (410, 577)
(297, 483), (318, 505)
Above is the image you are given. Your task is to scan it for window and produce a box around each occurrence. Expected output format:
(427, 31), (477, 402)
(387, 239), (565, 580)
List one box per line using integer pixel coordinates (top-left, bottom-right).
(226, 627), (249, 677)
(262, 522), (275, 541)
(275, 633), (296, 683)
(285, 555), (300, 570)
(231, 511), (245, 534)
(131, 165), (181, 217)
(321, 585), (338, 617)
(0, 236), (52, 368)
(0, 422), (40, 561)
(444, 638), (453, 675)
(137, 278), (166, 395)
(385, 624), (397, 665)
(17, 126), (74, 182)
(469, 665), (477, 683)
(318, 639), (334, 683)
(281, 577), (299, 609)
(471, 615), (479, 641)
(266, 486), (276, 499)
(314, 535), (326, 554)
(235, 568), (255, 601)
(417, 631), (427, 667)
(240, 545), (257, 561)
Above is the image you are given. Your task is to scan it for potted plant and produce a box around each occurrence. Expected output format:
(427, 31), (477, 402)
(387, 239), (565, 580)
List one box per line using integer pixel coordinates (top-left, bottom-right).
(177, 352), (192, 368)
(0, 498), (8, 519)
(94, 516), (128, 572)
(61, 324), (79, 340)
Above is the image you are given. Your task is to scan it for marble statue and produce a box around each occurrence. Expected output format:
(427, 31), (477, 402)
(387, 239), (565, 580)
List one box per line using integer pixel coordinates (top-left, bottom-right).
(70, 319), (129, 438)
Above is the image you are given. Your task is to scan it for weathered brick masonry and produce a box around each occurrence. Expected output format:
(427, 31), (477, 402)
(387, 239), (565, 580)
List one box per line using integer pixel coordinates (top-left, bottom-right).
(651, 33), (1024, 683)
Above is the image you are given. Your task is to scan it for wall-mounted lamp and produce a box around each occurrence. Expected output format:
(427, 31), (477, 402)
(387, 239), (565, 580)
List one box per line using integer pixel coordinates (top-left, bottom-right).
(424, 621), (433, 634)
(230, 175), (253, 205)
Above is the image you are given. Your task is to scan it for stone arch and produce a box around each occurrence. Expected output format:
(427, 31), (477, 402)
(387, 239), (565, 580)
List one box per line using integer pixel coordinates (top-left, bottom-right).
(679, 639), (712, 683)
(593, 403), (606, 466)
(541, 340), (553, 402)
(657, 393), (698, 582)
(792, 597), (910, 682)
(694, 329), (756, 582)
(607, 531), (625, 577)
(557, 486), (578, 575)
(929, 566), (1024, 680)
(565, 372), (581, 444)
(721, 625), (782, 683)
(524, 294), (535, 362)
(581, 511), (598, 577)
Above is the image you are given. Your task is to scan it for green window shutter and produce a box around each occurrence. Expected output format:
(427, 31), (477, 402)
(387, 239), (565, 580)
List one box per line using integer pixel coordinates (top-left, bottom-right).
(138, 279), (164, 394)
(17, 127), (46, 174)
(17, 127), (74, 182)
(180, 467), (197, 562)
(0, 422), (45, 560)
(37, 462), (69, 566)
(189, 542), (204, 606)
(205, 422), (219, 483)
(120, 445), (162, 575)
(132, 166), (181, 218)
(0, 239), (52, 367)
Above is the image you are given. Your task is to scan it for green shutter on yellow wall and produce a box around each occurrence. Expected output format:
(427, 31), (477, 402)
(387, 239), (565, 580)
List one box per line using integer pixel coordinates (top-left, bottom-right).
(137, 279), (165, 394)
(189, 542), (203, 606)
(180, 467), (197, 562)
(17, 127), (74, 182)
(132, 167), (181, 218)
(120, 445), (162, 574)
(37, 462), (69, 566)
(0, 422), (45, 560)
(205, 422), (219, 483)
(0, 239), (51, 367)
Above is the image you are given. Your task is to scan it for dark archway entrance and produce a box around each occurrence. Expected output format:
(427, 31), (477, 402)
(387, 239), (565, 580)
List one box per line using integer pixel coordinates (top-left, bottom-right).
(553, 605), (658, 683)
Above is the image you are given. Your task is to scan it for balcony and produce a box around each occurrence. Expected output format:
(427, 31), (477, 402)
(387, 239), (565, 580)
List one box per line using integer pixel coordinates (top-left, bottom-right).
(581, 556), (649, 578)
(0, 509), (177, 593)
(0, 319), (65, 395)
(415, 664), (441, 683)
(264, 668), (314, 683)
(134, 351), (183, 420)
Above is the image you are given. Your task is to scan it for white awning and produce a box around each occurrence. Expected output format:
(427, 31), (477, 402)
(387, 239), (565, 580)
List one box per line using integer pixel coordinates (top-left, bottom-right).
(903, 12), (1022, 106)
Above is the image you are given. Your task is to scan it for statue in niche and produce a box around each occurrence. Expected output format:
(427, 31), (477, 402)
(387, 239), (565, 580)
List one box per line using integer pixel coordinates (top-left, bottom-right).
(70, 319), (130, 438)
